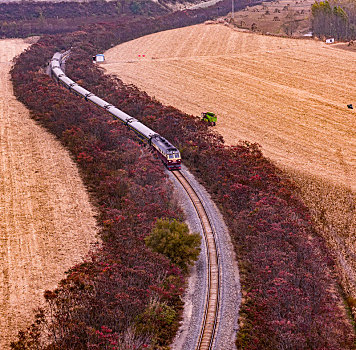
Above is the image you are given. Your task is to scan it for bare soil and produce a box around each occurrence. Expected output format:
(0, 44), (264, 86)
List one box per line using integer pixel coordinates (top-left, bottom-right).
(0, 39), (98, 348)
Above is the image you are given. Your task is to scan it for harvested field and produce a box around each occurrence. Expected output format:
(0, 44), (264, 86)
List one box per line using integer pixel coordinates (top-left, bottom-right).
(103, 23), (356, 313)
(103, 23), (356, 191)
(0, 39), (97, 348)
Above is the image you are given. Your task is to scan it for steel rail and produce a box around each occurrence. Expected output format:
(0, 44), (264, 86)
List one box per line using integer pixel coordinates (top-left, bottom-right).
(172, 170), (220, 350)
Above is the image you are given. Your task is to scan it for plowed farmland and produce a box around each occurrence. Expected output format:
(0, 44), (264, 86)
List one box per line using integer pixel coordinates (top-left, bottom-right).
(103, 23), (356, 190)
(0, 39), (97, 349)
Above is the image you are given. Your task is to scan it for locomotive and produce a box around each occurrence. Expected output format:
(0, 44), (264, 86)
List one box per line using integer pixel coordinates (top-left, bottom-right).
(49, 52), (181, 170)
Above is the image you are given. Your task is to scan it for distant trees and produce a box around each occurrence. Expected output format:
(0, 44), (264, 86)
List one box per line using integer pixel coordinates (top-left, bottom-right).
(282, 10), (300, 36)
(0, 0), (169, 38)
(312, 0), (356, 40)
(145, 219), (201, 272)
(0, 0), (167, 21)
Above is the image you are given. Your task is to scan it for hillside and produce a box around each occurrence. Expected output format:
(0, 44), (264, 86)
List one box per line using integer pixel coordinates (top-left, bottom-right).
(102, 22), (356, 322)
(0, 39), (97, 349)
(103, 23), (355, 190)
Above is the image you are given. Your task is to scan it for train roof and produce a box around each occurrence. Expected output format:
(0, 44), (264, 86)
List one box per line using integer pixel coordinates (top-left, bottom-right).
(129, 121), (157, 140)
(87, 95), (109, 107)
(52, 52), (62, 60)
(71, 84), (91, 97)
(51, 67), (62, 77)
(50, 56), (62, 70)
(151, 135), (178, 153)
(60, 76), (76, 87)
(51, 61), (61, 69)
(108, 107), (134, 123)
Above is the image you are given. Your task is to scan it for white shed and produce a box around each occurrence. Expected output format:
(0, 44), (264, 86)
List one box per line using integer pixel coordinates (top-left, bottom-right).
(93, 54), (105, 62)
(326, 38), (335, 44)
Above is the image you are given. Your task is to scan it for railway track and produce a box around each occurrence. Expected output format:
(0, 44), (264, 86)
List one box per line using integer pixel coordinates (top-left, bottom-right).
(172, 170), (221, 350)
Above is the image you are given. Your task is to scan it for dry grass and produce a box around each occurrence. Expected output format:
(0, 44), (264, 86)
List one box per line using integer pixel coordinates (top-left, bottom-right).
(103, 23), (356, 312)
(0, 39), (98, 349)
(287, 168), (356, 315)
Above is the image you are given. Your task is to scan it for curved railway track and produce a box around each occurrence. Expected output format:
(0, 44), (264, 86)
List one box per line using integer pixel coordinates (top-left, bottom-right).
(172, 170), (221, 350)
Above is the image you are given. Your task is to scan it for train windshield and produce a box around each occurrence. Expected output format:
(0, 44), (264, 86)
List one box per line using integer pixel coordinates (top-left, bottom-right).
(168, 152), (180, 159)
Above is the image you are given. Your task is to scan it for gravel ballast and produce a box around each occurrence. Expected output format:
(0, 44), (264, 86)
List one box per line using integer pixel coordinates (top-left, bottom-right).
(169, 165), (241, 350)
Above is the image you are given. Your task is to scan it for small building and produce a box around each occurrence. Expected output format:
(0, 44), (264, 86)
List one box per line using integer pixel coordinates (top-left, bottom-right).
(326, 38), (335, 44)
(93, 54), (105, 63)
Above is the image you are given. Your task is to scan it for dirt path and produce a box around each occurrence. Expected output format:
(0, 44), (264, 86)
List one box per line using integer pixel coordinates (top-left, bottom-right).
(0, 39), (98, 348)
(103, 23), (356, 191)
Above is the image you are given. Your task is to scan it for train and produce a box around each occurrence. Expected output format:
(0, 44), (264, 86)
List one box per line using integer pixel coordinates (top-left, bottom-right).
(49, 52), (181, 171)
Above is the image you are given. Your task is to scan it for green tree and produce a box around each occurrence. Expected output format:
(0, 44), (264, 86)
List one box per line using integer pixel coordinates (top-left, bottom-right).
(136, 300), (177, 346)
(145, 219), (201, 272)
(312, 1), (352, 40)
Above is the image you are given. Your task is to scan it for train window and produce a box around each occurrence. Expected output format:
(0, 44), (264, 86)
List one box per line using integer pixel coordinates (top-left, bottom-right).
(168, 155), (174, 159)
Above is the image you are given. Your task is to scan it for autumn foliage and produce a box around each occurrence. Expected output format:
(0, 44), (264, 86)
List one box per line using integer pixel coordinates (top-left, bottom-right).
(10, 3), (355, 349)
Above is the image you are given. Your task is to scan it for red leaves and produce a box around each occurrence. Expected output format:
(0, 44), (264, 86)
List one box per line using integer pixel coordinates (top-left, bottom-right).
(44, 290), (57, 301)
(77, 151), (94, 163)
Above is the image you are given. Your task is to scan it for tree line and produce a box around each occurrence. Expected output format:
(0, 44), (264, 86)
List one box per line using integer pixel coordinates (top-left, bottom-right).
(0, 0), (169, 38)
(312, 0), (356, 40)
